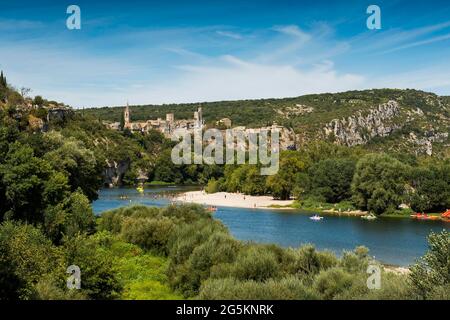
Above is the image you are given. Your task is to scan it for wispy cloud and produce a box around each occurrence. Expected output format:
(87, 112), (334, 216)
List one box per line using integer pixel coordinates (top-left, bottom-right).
(273, 25), (311, 43)
(380, 32), (450, 54)
(2, 11), (450, 108)
(216, 30), (243, 40)
(0, 18), (45, 31)
(352, 20), (450, 54)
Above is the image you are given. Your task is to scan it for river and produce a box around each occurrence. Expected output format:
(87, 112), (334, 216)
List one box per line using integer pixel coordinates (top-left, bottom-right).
(92, 186), (449, 266)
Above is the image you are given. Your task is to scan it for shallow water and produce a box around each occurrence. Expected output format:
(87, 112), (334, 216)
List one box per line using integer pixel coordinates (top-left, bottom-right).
(92, 186), (449, 266)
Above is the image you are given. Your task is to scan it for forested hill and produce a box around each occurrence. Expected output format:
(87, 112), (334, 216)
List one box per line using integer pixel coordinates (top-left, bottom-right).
(82, 89), (450, 157)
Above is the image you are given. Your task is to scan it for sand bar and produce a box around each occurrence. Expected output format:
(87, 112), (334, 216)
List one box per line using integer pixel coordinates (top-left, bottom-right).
(175, 191), (294, 209)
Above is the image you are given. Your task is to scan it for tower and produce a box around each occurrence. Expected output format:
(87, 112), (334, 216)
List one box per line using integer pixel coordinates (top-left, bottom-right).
(166, 113), (174, 123)
(194, 107), (203, 129)
(124, 102), (130, 128)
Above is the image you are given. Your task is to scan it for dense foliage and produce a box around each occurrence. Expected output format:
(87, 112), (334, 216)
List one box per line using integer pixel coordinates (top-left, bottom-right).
(0, 75), (449, 300)
(98, 204), (450, 300)
(206, 143), (450, 214)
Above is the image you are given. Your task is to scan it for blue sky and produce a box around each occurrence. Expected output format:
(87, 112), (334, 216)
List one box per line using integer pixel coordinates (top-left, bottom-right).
(1, 0), (450, 107)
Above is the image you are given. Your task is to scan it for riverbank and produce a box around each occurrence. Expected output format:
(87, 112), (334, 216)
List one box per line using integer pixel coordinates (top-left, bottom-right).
(175, 191), (295, 209)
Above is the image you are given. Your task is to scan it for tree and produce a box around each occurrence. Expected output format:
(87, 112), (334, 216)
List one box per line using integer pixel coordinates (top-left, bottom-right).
(266, 151), (305, 200)
(0, 221), (63, 300)
(42, 133), (103, 201)
(306, 158), (356, 203)
(409, 230), (450, 299)
(63, 235), (122, 299)
(0, 142), (53, 223)
(153, 149), (183, 183)
(408, 164), (450, 212)
(351, 154), (408, 214)
(20, 87), (32, 99)
(0, 71), (6, 88)
(33, 95), (44, 107)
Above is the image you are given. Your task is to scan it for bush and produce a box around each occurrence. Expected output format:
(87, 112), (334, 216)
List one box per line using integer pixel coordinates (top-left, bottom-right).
(0, 221), (63, 300)
(312, 267), (355, 299)
(172, 233), (240, 296)
(199, 276), (318, 300)
(63, 235), (122, 300)
(339, 246), (370, 273)
(409, 230), (450, 299)
(205, 178), (220, 194)
(228, 245), (280, 282)
(121, 217), (175, 254)
(282, 245), (338, 278)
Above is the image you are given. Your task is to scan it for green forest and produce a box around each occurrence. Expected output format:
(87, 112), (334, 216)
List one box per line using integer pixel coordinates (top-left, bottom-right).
(0, 73), (449, 300)
(205, 147), (450, 215)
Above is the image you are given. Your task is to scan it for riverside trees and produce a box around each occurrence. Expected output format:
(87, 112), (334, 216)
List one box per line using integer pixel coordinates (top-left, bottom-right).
(208, 143), (449, 215)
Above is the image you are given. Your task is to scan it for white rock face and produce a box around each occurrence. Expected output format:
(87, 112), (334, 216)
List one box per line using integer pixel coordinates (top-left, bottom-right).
(324, 101), (401, 146)
(408, 131), (449, 156)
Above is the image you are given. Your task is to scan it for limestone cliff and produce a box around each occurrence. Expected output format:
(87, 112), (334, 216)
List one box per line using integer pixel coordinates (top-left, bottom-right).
(104, 159), (130, 187)
(323, 100), (401, 146)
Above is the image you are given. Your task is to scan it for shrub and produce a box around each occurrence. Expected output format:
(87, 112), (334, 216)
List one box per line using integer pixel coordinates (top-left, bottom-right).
(0, 221), (63, 300)
(313, 267), (355, 299)
(199, 276), (318, 300)
(121, 217), (175, 254)
(409, 230), (450, 299)
(229, 245), (280, 282)
(63, 235), (122, 300)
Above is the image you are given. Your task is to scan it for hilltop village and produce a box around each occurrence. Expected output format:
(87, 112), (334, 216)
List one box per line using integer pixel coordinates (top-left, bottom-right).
(103, 104), (297, 150)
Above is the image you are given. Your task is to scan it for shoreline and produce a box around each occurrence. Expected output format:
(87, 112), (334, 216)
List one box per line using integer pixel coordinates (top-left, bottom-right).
(175, 191), (295, 209)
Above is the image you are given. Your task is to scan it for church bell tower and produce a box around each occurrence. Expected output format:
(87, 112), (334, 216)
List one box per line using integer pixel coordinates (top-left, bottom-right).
(124, 102), (130, 128)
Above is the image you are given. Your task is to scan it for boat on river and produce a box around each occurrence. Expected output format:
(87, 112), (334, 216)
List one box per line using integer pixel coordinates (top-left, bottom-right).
(410, 213), (441, 220)
(441, 209), (450, 222)
(361, 214), (377, 220)
(310, 214), (323, 221)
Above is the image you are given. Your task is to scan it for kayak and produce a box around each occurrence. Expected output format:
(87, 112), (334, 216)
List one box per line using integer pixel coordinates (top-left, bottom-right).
(310, 215), (323, 221)
(411, 213), (441, 220)
(136, 186), (144, 193)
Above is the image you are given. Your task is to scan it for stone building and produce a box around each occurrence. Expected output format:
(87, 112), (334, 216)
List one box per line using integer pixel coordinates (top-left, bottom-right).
(120, 103), (204, 137)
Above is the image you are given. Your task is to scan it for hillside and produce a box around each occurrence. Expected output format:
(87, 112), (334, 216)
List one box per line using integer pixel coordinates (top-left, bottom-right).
(82, 89), (450, 157)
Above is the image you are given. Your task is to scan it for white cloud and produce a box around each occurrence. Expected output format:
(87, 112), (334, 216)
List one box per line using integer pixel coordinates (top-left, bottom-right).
(216, 30), (243, 40)
(1, 21), (450, 108)
(113, 56), (365, 106)
(273, 25), (311, 43)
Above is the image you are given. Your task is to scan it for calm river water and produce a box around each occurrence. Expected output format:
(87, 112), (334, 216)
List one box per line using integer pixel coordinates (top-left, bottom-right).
(92, 186), (449, 266)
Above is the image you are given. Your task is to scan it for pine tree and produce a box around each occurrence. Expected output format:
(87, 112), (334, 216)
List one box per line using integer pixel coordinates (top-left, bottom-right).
(0, 71), (6, 87)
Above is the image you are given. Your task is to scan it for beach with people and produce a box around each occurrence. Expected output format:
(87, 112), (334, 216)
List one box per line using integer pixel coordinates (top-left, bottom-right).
(175, 191), (294, 209)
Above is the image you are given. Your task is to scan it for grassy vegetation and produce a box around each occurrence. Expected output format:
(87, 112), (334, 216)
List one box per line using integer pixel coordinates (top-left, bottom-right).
(93, 231), (182, 300)
(96, 204), (450, 300)
(146, 181), (177, 186)
(81, 88), (449, 157)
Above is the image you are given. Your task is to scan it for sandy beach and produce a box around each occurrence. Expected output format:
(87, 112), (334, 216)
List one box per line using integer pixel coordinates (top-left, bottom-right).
(175, 191), (294, 209)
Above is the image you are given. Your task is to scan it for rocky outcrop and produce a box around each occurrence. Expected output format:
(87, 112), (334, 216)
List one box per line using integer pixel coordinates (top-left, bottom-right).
(277, 104), (314, 118)
(408, 131), (449, 156)
(47, 107), (74, 123)
(104, 159), (130, 187)
(324, 101), (401, 146)
(28, 114), (45, 131)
